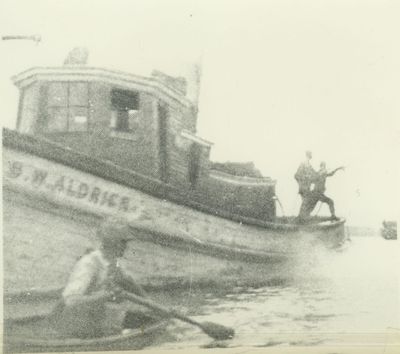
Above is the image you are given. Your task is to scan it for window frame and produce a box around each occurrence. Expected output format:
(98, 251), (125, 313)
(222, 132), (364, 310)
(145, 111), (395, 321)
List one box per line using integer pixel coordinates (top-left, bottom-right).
(46, 81), (90, 132)
(110, 88), (140, 133)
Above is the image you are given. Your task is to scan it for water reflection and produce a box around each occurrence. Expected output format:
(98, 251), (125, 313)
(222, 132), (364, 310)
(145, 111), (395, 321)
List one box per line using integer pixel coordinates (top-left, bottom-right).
(152, 236), (399, 349)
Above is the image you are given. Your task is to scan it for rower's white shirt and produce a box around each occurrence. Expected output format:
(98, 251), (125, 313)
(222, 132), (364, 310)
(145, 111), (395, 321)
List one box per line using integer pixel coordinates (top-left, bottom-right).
(62, 249), (112, 306)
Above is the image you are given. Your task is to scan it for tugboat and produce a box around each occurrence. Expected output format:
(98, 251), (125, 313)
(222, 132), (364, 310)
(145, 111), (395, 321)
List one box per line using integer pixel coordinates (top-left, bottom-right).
(3, 49), (347, 298)
(3, 48), (348, 353)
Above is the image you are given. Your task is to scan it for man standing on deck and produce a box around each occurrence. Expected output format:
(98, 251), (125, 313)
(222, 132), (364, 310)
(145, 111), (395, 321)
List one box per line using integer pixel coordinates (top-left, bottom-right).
(309, 162), (344, 220)
(55, 217), (147, 338)
(295, 150), (318, 219)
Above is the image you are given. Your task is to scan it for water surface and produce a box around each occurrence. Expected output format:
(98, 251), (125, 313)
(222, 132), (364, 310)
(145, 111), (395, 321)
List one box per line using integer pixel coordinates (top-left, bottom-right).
(151, 236), (400, 349)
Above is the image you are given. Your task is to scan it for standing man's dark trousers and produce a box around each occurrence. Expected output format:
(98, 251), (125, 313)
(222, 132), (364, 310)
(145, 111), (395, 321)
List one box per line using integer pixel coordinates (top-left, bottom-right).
(298, 192), (318, 219)
(313, 192), (336, 218)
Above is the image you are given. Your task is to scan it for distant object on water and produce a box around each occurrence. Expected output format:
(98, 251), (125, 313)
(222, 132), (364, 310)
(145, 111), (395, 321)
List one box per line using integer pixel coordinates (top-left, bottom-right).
(381, 221), (397, 240)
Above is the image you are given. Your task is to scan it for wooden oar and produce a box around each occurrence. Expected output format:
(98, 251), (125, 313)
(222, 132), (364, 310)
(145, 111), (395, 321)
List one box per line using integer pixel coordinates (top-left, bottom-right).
(122, 292), (234, 340)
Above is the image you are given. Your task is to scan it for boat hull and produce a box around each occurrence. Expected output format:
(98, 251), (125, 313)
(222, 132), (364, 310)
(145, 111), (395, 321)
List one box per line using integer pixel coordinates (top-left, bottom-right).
(3, 146), (346, 300)
(3, 313), (169, 353)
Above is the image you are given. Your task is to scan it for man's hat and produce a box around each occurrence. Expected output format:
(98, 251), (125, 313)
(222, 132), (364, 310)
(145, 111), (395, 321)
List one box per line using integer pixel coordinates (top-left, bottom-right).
(96, 216), (134, 244)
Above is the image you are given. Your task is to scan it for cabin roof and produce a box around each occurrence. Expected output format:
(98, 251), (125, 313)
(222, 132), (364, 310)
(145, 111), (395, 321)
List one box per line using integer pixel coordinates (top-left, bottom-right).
(210, 170), (276, 187)
(12, 66), (194, 108)
(180, 129), (213, 147)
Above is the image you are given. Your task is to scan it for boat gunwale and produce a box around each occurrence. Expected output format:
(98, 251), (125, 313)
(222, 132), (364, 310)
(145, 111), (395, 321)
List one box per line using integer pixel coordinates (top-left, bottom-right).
(3, 184), (292, 261)
(3, 128), (345, 232)
(5, 184), (343, 262)
(4, 315), (169, 350)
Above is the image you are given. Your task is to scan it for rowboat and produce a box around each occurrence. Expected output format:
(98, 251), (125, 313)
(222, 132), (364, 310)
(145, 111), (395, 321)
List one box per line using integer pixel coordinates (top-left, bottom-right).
(3, 311), (169, 353)
(3, 62), (347, 301)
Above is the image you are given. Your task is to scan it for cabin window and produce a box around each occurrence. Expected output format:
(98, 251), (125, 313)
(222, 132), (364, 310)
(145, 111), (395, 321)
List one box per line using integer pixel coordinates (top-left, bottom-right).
(46, 82), (89, 132)
(110, 89), (139, 132)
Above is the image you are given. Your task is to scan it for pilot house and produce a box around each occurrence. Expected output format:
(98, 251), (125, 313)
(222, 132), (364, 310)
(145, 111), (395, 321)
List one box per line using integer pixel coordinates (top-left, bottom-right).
(12, 63), (276, 221)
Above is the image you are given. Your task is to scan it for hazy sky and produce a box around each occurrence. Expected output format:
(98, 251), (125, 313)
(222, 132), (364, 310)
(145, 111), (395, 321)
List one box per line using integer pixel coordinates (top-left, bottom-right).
(1, 0), (399, 227)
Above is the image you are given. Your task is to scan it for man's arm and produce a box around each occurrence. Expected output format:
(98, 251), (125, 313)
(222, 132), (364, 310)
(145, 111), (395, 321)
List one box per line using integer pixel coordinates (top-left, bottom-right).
(118, 271), (147, 297)
(64, 290), (112, 306)
(327, 166), (345, 177)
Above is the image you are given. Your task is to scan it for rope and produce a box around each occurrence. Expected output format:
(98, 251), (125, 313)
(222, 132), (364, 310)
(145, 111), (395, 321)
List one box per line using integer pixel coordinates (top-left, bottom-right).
(313, 201), (323, 216)
(274, 195), (285, 217)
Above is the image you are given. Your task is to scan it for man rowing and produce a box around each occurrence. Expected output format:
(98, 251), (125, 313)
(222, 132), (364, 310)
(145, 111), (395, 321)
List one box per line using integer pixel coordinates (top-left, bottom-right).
(53, 217), (235, 341)
(55, 217), (147, 338)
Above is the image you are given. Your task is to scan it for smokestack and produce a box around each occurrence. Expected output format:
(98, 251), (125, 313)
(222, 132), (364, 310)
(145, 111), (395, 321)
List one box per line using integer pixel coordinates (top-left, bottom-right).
(186, 61), (202, 107)
(63, 47), (89, 66)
